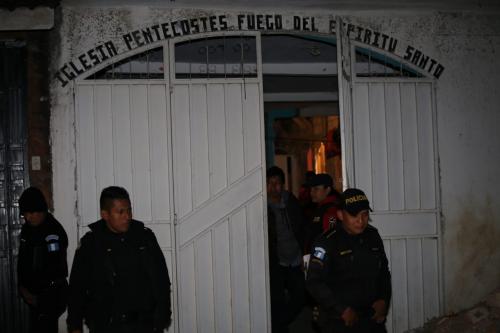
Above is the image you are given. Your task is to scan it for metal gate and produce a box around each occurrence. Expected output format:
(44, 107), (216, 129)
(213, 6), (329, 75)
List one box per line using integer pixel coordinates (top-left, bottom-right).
(0, 42), (30, 333)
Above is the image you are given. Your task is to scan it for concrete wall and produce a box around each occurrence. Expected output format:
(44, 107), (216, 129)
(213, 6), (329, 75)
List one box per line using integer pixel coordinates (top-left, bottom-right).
(432, 13), (500, 312)
(50, 5), (500, 316)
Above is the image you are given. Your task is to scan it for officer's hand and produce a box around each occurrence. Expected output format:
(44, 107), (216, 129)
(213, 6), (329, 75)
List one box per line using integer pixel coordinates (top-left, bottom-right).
(371, 299), (387, 323)
(311, 306), (320, 322)
(19, 286), (36, 306)
(341, 307), (358, 327)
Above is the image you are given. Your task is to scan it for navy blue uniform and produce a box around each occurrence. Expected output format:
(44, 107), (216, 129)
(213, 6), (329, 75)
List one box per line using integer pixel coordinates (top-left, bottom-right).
(306, 225), (391, 333)
(67, 219), (171, 333)
(18, 213), (68, 333)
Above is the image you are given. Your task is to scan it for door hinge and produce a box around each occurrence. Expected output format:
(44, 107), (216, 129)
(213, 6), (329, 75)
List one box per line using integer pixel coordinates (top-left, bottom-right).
(173, 213), (178, 225)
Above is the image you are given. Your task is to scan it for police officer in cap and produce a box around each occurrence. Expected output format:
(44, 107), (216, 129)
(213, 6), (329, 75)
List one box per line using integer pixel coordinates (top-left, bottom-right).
(306, 188), (391, 333)
(17, 186), (68, 333)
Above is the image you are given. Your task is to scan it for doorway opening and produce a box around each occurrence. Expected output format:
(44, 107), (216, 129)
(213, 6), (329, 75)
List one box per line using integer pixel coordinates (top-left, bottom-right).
(262, 34), (342, 197)
(262, 33), (437, 333)
(261, 33), (340, 333)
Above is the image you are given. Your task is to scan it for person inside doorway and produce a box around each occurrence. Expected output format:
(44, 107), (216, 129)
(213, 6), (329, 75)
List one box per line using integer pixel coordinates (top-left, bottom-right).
(306, 188), (391, 333)
(305, 173), (340, 252)
(17, 187), (68, 333)
(298, 170), (316, 224)
(267, 166), (307, 333)
(66, 186), (171, 333)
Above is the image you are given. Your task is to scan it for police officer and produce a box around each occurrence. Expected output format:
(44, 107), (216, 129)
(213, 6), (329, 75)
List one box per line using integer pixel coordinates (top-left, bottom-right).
(305, 173), (340, 252)
(67, 186), (172, 333)
(306, 188), (391, 333)
(17, 187), (68, 333)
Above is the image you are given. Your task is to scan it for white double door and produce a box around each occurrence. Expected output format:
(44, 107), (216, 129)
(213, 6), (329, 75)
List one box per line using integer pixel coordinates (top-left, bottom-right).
(75, 29), (441, 333)
(74, 33), (269, 333)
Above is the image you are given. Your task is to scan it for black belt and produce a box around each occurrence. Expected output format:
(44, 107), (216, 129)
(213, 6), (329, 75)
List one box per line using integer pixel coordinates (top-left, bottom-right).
(279, 263), (301, 268)
(48, 278), (67, 288)
(110, 311), (153, 324)
(111, 312), (138, 324)
(354, 306), (376, 319)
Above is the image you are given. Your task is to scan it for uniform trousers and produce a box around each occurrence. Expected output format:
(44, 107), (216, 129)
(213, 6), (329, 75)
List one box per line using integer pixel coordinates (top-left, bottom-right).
(321, 318), (387, 333)
(28, 281), (67, 333)
(270, 264), (306, 333)
(29, 309), (59, 333)
(89, 322), (155, 333)
(87, 312), (156, 333)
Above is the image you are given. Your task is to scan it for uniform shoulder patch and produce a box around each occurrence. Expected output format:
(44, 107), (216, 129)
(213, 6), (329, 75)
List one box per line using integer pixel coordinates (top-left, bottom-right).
(45, 234), (60, 242)
(312, 246), (327, 261)
(45, 234), (61, 252)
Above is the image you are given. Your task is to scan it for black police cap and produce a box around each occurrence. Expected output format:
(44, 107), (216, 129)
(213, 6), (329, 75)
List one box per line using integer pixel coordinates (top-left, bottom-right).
(308, 173), (333, 188)
(19, 187), (48, 214)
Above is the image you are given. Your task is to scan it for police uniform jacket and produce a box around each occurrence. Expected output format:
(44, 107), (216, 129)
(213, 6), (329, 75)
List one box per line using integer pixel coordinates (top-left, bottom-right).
(306, 224), (391, 322)
(67, 219), (171, 332)
(18, 212), (68, 293)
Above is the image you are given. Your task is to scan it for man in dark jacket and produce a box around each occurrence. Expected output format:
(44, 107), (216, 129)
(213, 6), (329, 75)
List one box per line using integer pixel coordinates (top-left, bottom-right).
(17, 187), (68, 333)
(67, 186), (171, 333)
(306, 188), (391, 333)
(267, 166), (307, 333)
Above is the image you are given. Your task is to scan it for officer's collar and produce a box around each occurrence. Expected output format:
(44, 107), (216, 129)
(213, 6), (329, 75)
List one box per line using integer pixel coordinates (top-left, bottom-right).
(338, 223), (366, 238)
